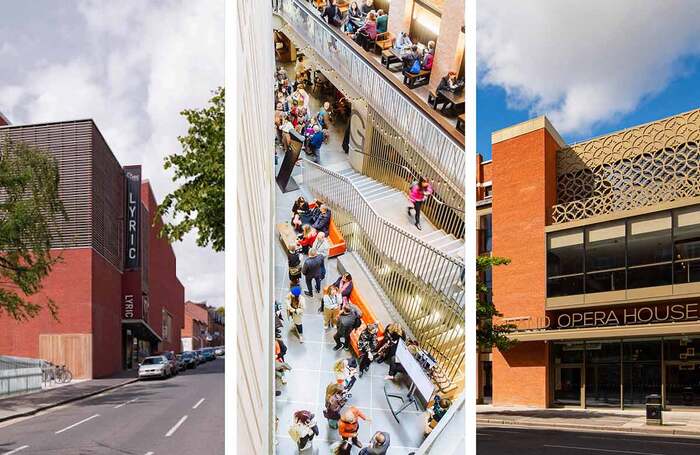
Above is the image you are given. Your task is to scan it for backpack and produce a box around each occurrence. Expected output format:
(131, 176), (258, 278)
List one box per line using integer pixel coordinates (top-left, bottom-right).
(409, 59), (421, 74)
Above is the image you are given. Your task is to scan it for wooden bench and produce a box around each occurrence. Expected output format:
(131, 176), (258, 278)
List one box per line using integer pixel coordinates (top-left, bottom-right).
(456, 113), (465, 133)
(428, 88), (447, 110)
(381, 50), (402, 72)
(276, 222), (298, 252)
(403, 69), (431, 89)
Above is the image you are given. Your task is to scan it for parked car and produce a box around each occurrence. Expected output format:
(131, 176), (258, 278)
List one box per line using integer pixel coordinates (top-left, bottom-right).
(202, 348), (216, 361)
(193, 350), (204, 364)
(138, 355), (172, 379)
(160, 351), (179, 375)
(175, 354), (186, 372)
(214, 346), (224, 356)
(181, 351), (198, 369)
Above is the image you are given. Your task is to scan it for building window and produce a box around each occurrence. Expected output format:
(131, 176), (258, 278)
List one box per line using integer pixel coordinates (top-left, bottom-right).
(480, 214), (492, 253)
(483, 184), (493, 199)
(546, 205), (700, 298)
(673, 207), (700, 284)
(585, 222), (626, 293)
(547, 229), (584, 297)
(410, 2), (441, 46)
(627, 213), (672, 289)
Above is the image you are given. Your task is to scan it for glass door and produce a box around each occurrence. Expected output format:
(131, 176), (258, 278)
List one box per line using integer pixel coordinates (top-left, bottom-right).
(554, 366), (582, 406)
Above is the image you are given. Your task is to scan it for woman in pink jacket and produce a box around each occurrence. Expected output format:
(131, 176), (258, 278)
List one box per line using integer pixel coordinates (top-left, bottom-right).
(407, 177), (433, 230)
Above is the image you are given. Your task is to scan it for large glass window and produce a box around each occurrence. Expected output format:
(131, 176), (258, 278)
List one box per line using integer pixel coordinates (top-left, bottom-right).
(585, 340), (621, 407)
(674, 207), (700, 284)
(586, 222), (626, 293)
(627, 213), (672, 288)
(553, 343), (584, 406)
(665, 337), (700, 407)
(547, 230), (584, 297)
(623, 339), (661, 405)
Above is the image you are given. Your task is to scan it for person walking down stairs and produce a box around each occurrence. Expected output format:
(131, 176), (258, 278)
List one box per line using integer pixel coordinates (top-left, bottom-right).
(407, 177), (433, 230)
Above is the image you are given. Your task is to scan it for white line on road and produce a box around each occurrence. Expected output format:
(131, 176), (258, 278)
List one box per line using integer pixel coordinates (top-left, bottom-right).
(55, 414), (100, 434)
(192, 398), (205, 409)
(114, 397), (139, 409)
(3, 446), (29, 455)
(165, 415), (188, 437)
(144, 452), (154, 455)
(543, 445), (664, 455)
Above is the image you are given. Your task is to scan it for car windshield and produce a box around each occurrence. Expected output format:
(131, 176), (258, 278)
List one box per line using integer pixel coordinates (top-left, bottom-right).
(142, 357), (163, 365)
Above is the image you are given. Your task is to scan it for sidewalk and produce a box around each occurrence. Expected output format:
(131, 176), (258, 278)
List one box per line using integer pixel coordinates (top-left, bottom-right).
(0, 370), (138, 423)
(477, 404), (700, 437)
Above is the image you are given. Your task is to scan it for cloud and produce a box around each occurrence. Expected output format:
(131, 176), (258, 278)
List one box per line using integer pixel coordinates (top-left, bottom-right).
(477, 0), (700, 135)
(0, 0), (224, 307)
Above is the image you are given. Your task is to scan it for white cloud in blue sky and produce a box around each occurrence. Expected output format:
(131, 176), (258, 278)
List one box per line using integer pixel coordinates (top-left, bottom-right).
(478, 0), (700, 135)
(0, 0), (224, 307)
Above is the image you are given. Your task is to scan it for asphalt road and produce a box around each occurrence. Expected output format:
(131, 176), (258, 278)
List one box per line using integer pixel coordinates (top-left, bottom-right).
(478, 424), (700, 455)
(0, 357), (224, 455)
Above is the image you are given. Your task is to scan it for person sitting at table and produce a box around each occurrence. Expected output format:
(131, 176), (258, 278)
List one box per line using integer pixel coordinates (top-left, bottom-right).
(291, 196), (310, 232)
(360, 0), (373, 15)
(422, 41), (435, 70)
(298, 225), (318, 255)
(354, 11), (377, 49)
(394, 32), (412, 53)
(344, 1), (363, 34)
(401, 45), (421, 71)
(376, 9), (388, 34)
(322, 0), (343, 27)
(438, 71), (460, 93)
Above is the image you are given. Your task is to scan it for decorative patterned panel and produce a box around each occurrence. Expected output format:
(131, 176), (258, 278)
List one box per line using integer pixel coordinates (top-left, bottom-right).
(553, 109), (700, 223)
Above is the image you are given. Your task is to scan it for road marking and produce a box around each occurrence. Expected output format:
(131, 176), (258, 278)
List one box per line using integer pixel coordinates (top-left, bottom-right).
(579, 435), (700, 446)
(3, 446), (29, 455)
(192, 398), (205, 409)
(165, 415), (188, 437)
(144, 452), (154, 455)
(55, 414), (100, 434)
(114, 397), (139, 409)
(543, 445), (664, 455)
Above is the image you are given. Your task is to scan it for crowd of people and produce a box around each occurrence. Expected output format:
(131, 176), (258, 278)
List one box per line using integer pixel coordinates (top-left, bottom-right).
(275, 61), (334, 164)
(274, 194), (453, 453)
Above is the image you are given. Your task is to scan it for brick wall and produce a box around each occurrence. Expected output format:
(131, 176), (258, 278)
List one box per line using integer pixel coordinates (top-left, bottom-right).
(491, 126), (559, 407)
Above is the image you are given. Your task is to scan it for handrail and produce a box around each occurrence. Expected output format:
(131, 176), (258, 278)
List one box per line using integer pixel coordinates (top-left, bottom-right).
(302, 158), (464, 310)
(277, 0), (465, 192)
(354, 148), (464, 212)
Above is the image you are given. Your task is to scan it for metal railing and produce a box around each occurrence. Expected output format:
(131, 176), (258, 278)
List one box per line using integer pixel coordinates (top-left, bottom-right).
(278, 0), (465, 192)
(302, 159), (465, 380)
(0, 355), (43, 397)
(362, 109), (465, 239)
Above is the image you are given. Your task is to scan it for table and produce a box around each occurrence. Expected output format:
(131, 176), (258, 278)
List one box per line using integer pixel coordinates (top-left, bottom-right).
(382, 48), (406, 72)
(456, 114), (465, 134)
(439, 89), (465, 114)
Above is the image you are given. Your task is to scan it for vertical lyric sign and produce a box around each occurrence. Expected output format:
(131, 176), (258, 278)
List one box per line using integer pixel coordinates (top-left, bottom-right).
(124, 165), (141, 270)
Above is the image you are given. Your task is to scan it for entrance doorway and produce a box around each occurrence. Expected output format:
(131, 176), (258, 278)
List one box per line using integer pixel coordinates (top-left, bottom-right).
(554, 365), (582, 406)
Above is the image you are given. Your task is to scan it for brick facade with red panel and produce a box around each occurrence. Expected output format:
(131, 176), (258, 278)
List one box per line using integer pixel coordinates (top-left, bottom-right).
(0, 118), (185, 379)
(182, 302), (209, 351)
(486, 117), (564, 407)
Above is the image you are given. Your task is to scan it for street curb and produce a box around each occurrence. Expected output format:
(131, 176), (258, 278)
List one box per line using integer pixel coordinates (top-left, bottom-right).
(477, 417), (700, 437)
(0, 378), (139, 424)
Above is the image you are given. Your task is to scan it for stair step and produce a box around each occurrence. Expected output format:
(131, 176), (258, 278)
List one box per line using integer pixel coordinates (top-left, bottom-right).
(419, 230), (446, 242)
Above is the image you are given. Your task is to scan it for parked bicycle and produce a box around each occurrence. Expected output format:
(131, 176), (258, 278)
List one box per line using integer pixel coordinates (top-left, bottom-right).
(41, 362), (72, 385)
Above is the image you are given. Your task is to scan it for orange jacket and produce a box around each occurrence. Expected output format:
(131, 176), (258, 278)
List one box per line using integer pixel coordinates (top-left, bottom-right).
(338, 407), (366, 438)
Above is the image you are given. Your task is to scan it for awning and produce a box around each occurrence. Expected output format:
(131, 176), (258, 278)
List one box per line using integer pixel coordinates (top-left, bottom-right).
(510, 320), (700, 342)
(122, 319), (162, 343)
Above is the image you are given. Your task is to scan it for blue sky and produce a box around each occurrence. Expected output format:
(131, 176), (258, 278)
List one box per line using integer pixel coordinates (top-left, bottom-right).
(478, 58), (700, 159)
(477, 1), (700, 160)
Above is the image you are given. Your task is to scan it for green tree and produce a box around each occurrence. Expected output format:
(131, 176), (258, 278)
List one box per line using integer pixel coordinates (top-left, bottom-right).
(215, 306), (224, 316)
(158, 87), (225, 252)
(0, 137), (67, 320)
(476, 255), (516, 351)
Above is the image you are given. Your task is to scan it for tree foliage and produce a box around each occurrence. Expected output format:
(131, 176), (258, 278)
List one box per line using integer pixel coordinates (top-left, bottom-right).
(158, 87), (225, 252)
(476, 255), (516, 351)
(0, 137), (67, 320)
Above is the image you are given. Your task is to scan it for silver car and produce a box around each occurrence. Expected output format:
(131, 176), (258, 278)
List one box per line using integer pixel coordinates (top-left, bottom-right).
(138, 355), (172, 379)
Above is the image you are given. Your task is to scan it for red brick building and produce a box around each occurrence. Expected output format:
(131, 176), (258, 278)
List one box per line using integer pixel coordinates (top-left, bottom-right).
(0, 119), (184, 378)
(182, 301), (209, 351)
(479, 110), (700, 410)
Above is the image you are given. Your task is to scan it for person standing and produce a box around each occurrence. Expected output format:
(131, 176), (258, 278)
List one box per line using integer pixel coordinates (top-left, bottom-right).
(312, 231), (330, 281)
(407, 177), (433, 230)
(322, 285), (341, 329)
(308, 124), (325, 163)
(339, 407), (370, 448)
(288, 410), (319, 452)
(324, 382), (347, 429)
(286, 286), (306, 342)
(302, 248), (324, 297)
(287, 245), (302, 284)
(381, 323), (406, 380)
(359, 431), (391, 455)
(333, 303), (361, 351)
